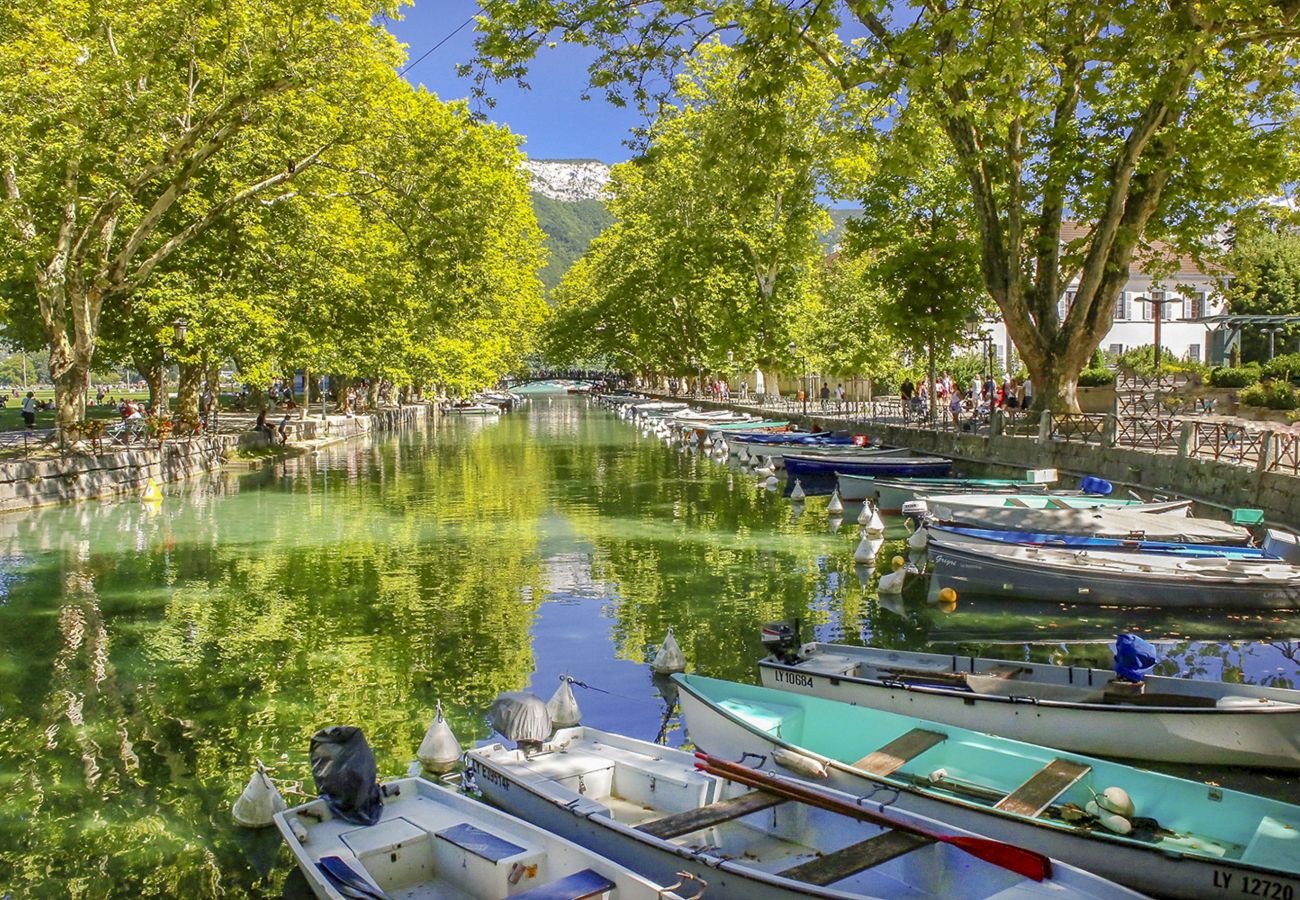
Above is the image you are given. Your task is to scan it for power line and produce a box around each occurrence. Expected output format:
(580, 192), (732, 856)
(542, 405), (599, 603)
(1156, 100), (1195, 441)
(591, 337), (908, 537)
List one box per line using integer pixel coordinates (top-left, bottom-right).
(398, 9), (482, 78)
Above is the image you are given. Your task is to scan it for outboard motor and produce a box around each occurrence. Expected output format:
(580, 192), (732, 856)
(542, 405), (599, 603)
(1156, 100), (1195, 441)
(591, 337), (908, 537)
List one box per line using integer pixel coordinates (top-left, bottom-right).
(901, 499), (929, 532)
(761, 621), (801, 665)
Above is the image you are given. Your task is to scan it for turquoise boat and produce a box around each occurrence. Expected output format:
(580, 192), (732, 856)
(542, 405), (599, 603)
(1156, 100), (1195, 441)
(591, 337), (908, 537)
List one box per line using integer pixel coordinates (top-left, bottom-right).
(837, 474), (1057, 512)
(675, 674), (1300, 900)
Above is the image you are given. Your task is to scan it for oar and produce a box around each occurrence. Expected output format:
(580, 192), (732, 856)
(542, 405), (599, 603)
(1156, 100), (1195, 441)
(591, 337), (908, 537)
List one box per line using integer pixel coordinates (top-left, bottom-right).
(695, 752), (1051, 882)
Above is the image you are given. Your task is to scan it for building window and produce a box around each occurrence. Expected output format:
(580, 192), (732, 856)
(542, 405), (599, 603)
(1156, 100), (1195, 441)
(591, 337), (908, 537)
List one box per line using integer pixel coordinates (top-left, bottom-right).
(1150, 290), (1165, 320)
(1191, 292), (1206, 319)
(1109, 343), (1124, 355)
(1188, 344), (1201, 362)
(1114, 293), (1127, 320)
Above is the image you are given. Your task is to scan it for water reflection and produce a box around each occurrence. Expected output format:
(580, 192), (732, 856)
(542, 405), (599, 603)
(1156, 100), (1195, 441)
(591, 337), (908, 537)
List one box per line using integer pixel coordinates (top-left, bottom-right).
(0, 397), (1296, 897)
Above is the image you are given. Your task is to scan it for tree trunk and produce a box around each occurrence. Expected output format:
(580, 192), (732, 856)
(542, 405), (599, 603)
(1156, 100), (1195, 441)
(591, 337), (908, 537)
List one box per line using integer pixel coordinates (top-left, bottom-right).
(367, 379), (380, 410)
(52, 362), (88, 427)
(176, 362), (202, 421)
(926, 342), (938, 424)
(301, 367), (310, 420)
(140, 360), (164, 413)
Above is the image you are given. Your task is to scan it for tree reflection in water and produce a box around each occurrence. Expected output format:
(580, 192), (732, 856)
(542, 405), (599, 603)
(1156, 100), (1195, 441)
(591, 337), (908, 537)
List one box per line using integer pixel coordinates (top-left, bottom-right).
(0, 397), (1295, 897)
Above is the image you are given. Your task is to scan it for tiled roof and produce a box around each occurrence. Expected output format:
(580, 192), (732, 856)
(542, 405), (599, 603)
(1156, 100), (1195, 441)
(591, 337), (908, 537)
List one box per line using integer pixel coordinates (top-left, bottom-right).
(1058, 222), (1222, 278)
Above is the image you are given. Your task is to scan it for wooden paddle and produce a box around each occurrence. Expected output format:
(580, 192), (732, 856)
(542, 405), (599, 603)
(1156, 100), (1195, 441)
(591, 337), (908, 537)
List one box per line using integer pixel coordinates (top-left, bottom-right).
(695, 752), (1052, 882)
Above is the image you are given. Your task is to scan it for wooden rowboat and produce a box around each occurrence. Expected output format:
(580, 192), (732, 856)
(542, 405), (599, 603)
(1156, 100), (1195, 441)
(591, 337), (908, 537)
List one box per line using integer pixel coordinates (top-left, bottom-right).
(675, 674), (1300, 900)
(469, 727), (1139, 900)
(925, 527), (1300, 609)
(757, 639), (1300, 769)
(275, 776), (686, 899)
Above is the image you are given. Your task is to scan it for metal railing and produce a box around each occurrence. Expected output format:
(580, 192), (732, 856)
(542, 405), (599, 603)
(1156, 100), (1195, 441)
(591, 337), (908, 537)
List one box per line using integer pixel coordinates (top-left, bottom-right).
(1116, 415), (1180, 451)
(1186, 421), (1265, 467)
(1050, 413), (1111, 445)
(1269, 430), (1300, 476)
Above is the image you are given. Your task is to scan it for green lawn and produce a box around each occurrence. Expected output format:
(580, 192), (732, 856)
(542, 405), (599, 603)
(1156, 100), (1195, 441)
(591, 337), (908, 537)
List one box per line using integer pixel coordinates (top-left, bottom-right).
(0, 390), (152, 432)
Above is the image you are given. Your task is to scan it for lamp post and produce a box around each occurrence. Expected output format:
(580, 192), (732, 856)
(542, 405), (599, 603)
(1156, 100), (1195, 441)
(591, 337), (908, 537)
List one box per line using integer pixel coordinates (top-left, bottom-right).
(1147, 293), (1178, 375)
(727, 350), (734, 400)
(964, 312), (993, 405)
(1263, 326), (1284, 360)
(788, 341), (807, 415)
(163, 317), (188, 415)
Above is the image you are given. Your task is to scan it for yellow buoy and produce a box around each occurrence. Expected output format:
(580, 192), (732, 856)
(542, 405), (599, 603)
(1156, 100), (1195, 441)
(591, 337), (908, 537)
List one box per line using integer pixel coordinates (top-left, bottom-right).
(891, 555), (906, 571)
(141, 477), (163, 504)
(938, 587), (958, 604)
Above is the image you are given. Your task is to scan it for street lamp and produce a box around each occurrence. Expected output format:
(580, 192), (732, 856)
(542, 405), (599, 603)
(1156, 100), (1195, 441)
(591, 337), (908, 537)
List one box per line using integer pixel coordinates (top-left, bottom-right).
(727, 350), (735, 401)
(1263, 326), (1285, 360)
(964, 312), (993, 404)
(162, 317), (188, 415)
(788, 341), (807, 415)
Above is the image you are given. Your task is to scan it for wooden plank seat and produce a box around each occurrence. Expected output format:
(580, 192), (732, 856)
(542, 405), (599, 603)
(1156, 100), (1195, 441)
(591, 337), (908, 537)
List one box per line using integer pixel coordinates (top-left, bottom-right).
(779, 830), (935, 886)
(636, 790), (784, 840)
(851, 728), (947, 776)
(512, 868), (617, 900)
(994, 759), (1091, 817)
(874, 663), (1027, 688)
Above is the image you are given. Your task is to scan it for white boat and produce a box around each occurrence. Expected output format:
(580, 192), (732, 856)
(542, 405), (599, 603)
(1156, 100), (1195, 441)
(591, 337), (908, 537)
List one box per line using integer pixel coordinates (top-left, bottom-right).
(925, 527), (1300, 609)
(469, 727), (1140, 900)
(757, 636), (1300, 769)
(275, 776), (688, 899)
(442, 403), (502, 416)
(920, 501), (1253, 545)
(676, 674), (1300, 900)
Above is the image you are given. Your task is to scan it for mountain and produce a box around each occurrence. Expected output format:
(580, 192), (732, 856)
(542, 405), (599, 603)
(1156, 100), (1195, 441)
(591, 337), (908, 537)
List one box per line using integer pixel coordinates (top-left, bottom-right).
(532, 192), (614, 293)
(526, 159), (611, 202)
(525, 158), (861, 293)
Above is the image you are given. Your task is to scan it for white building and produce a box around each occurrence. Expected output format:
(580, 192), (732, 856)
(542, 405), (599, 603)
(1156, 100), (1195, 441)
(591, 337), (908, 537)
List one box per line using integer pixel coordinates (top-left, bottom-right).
(981, 225), (1227, 371)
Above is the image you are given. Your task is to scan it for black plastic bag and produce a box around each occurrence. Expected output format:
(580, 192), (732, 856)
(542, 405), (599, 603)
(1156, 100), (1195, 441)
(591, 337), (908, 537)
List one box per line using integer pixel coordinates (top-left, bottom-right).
(310, 726), (383, 826)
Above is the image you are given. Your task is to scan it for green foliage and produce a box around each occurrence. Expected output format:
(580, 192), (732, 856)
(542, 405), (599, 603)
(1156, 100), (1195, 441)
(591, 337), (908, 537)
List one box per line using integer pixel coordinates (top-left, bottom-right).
(1239, 381), (1300, 411)
(1260, 353), (1300, 383)
(532, 194), (615, 293)
(543, 44), (847, 375)
(1208, 366), (1262, 388)
(1078, 369), (1116, 388)
(470, 0), (1300, 413)
(1222, 217), (1300, 362)
(1112, 345), (1203, 378)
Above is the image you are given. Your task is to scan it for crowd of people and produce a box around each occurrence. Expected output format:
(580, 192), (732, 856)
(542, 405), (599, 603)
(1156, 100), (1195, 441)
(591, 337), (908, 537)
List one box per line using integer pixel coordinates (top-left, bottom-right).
(899, 372), (1034, 427)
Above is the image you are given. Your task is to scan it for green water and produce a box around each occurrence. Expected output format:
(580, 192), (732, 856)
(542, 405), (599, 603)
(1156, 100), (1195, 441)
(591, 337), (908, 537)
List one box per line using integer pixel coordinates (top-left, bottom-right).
(1, 396), (1297, 898)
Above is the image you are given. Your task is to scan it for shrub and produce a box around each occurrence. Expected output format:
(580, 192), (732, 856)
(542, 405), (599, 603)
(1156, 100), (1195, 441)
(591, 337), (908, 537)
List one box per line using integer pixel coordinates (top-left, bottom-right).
(1260, 352), (1300, 383)
(1078, 368), (1116, 387)
(1239, 381), (1300, 410)
(1208, 365), (1261, 388)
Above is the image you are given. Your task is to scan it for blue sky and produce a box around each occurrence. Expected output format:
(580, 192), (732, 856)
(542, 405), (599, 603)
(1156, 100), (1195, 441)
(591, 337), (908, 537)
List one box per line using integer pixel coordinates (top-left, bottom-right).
(389, 1), (644, 163)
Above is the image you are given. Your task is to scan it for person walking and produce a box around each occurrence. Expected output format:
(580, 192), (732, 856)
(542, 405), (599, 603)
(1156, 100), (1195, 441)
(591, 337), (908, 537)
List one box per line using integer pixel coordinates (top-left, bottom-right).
(21, 391), (36, 429)
(819, 382), (830, 410)
(835, 383), (845, 413)
(277, 413), (292, 446)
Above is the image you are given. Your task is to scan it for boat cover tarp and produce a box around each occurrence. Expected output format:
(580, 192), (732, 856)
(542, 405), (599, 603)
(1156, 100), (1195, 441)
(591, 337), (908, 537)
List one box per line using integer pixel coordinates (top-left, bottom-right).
(1114, 633), (1157, 682)
(930, 506), (1249, 544)
(489, 692), (552, 744)
(310, 726), (383, 826)
(934, 526), (1269, 558)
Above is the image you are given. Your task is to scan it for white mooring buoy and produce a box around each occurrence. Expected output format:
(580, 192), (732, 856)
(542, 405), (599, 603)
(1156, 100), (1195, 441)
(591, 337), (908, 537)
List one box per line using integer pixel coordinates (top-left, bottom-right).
(417, 700), (462, 773)
(827, 489), (844, 516)
(854, 535), (884, 564)
(864, 502), (885, 536)
(547, 677), (582, 728)
(790, 479), (806, 501)
(651, 626), (687, 674)
(232, 760), (286, 828)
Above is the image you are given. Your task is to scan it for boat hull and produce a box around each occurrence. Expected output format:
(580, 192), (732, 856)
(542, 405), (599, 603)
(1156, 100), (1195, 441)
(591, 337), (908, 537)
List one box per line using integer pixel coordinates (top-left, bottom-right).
(758, 659), (1300, 769)
(676, 679), (1300, 900)
(927, 535), (1300, 609)
(784, 455), (951, 478)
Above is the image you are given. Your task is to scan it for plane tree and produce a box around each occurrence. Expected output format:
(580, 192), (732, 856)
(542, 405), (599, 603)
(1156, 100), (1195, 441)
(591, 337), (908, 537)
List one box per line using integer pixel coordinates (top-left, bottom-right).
(472, 0), (1300, 411)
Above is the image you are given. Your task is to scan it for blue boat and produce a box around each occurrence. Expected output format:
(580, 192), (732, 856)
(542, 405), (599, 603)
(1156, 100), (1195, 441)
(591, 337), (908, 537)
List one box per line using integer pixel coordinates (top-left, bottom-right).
(784, 452), (952, 478)
(928, 525), (1274, 560)
(727, 431), (854, 445)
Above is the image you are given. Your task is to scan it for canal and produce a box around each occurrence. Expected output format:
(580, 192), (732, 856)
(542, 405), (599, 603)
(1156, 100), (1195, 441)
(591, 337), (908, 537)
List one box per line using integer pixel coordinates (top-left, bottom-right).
(1, 393), (1297, 897)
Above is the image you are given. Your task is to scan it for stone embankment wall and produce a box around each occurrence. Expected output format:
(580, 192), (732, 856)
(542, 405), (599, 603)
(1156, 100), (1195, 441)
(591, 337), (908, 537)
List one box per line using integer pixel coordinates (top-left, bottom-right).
(0, 403), (430, 514)
(674, 398), (1300, 526)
